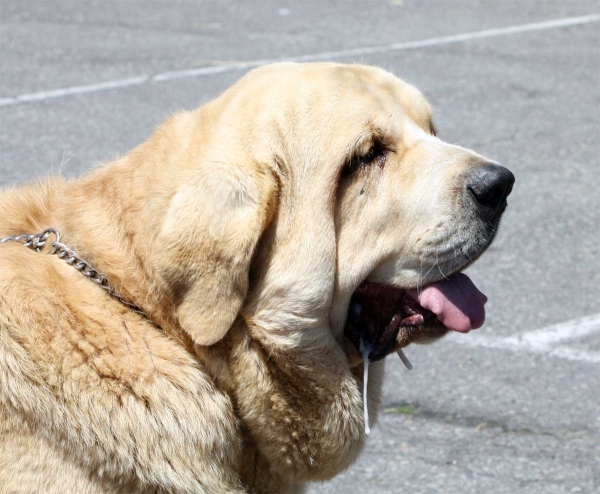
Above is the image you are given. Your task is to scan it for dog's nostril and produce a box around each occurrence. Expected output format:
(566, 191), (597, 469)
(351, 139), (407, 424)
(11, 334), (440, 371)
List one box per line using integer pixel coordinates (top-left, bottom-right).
(467, 164), (515, 214)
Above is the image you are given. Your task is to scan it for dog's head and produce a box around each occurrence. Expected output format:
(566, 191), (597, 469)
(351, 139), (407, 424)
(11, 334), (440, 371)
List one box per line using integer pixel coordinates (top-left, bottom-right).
(151, 63), (514, 354)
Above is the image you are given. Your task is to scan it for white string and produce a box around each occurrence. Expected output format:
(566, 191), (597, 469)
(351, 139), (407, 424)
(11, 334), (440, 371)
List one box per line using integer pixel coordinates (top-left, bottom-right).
(363, 357), (370, 436)
(396, 348), (413, 370)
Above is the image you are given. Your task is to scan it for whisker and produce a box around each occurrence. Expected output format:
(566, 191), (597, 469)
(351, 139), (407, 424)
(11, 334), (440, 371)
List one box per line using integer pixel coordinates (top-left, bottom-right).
(417, 254), (425, 296)
(419, 258), (438, 294)
(436, 252), (449, 280)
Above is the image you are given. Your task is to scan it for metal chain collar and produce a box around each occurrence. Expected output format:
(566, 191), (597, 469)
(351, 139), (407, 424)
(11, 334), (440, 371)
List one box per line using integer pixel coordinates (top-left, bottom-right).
(0, 227), (155, 324)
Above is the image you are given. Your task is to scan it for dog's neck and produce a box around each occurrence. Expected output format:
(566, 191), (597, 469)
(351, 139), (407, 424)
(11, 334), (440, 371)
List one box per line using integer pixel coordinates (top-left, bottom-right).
(55, 152), (183, 335)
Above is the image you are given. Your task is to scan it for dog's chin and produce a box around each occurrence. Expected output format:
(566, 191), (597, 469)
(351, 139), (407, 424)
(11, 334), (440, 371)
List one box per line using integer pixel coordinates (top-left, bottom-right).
(396, 318), (450, 346)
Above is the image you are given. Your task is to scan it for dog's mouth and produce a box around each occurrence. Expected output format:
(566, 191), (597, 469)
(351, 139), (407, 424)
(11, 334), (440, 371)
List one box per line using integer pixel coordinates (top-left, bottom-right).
(344, 272), (488, 362)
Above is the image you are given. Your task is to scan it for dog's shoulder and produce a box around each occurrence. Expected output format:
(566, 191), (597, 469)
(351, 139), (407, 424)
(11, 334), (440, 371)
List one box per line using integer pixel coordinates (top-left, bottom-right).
(0, 247), (243, 491)
(0, 182), (244, 492)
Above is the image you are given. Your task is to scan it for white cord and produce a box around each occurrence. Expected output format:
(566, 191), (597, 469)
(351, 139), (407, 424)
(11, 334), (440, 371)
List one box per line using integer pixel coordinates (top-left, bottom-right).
(363, 357), (370, 436)
(396, 348), (413, 370)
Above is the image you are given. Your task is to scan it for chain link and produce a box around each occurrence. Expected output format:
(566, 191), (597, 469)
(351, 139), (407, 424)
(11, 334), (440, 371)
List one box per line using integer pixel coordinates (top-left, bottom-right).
(1, 227), (154, 324)
(0, 227), (59, 252)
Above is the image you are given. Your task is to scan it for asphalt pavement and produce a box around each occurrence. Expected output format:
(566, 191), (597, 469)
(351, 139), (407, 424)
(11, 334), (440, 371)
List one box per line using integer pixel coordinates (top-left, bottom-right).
(1, 1), (599, 493)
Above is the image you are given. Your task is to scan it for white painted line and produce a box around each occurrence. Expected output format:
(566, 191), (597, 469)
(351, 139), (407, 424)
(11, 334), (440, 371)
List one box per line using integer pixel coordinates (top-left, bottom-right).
(453, 313), (600, 364)
(283, 13), (600, 63)
(502, 312), (600, 348)
(548, 346), (600, 364)
(1, 14), (598, 108)
(152, 64), (243, 82)
(0, 76), (151, 107)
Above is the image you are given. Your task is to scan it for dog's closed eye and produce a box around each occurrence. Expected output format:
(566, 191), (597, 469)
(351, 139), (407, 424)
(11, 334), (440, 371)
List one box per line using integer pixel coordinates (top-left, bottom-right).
(342, 136), (388, 179)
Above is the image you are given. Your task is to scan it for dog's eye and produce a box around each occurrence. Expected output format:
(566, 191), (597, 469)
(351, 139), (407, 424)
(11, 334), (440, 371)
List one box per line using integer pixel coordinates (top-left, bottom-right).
(343, 139), (387, 178)
(430, 121), (438, 137)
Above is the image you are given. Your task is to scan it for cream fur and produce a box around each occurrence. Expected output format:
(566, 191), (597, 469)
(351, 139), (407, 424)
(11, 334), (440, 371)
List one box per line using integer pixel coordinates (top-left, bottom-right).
(0, 63), (493, 493)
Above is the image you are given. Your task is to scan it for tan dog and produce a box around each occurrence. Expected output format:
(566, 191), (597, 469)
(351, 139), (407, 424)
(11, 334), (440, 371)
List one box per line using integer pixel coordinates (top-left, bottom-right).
(0, 63), (513, 493)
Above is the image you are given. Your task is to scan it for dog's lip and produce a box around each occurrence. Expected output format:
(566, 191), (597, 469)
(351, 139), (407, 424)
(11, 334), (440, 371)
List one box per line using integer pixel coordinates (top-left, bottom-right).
(344, 272), (487, 361)
(344, 282), (438, 362)
(357, 271), (488, 333)
(352, 282), (433, 327)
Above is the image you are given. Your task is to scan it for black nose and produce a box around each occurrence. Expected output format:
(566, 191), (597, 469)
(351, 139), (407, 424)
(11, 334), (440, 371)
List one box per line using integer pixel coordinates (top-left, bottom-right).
(467, 164), (515, 216)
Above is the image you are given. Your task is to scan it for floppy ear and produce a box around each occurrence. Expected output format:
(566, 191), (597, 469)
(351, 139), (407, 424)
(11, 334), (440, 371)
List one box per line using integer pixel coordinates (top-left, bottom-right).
(155, 162), (277, 346)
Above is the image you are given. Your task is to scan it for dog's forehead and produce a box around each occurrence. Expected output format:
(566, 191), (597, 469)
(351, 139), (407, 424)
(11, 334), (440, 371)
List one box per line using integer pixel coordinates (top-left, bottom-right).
(327, 65), (434, 140)
(321, 65), (431, 122)
(353, 67), (433, 131)
(242, 63), (432, 126)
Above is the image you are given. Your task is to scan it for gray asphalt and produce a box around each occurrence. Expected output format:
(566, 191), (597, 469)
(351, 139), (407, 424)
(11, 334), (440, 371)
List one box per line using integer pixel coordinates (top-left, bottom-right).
(1, 1), (599, 493)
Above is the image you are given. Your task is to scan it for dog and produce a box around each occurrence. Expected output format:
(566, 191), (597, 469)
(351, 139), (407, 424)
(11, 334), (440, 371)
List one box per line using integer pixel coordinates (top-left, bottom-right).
(0, 63), (514, 493)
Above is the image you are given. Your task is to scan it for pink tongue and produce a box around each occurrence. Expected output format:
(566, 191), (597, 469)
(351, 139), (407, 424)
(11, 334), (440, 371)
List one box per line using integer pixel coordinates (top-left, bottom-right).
(408, 273), (487, 333)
